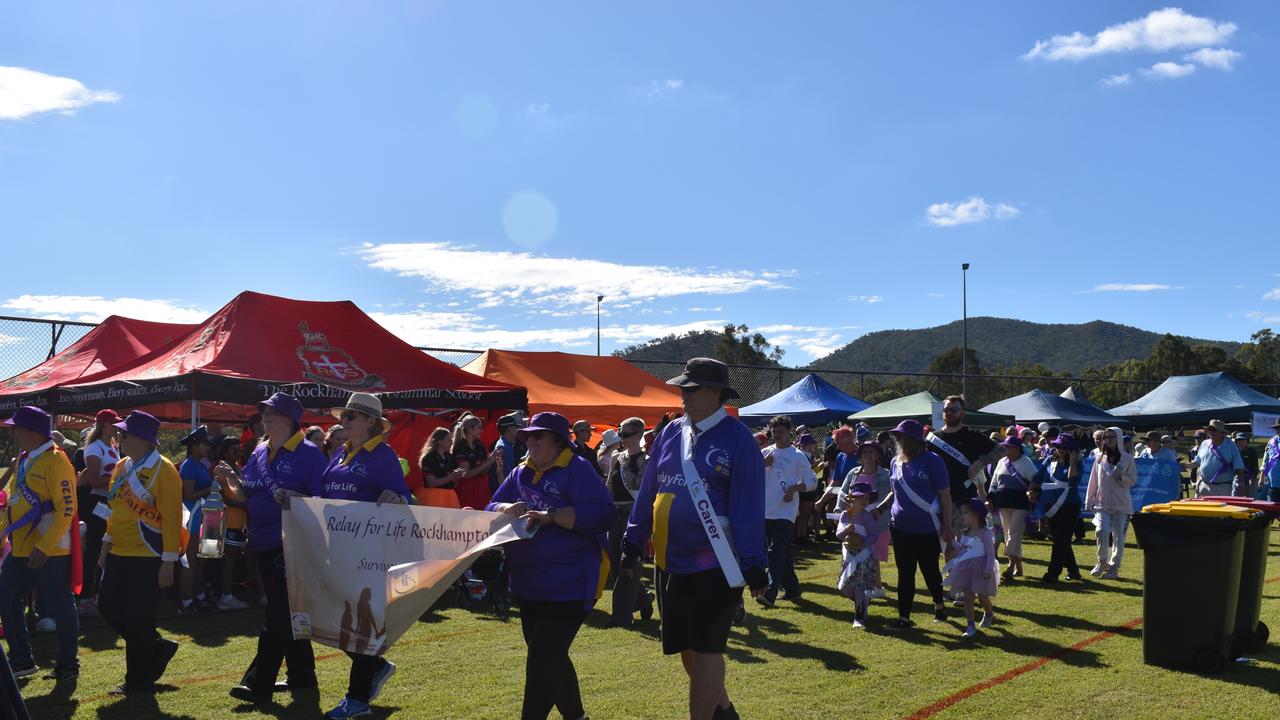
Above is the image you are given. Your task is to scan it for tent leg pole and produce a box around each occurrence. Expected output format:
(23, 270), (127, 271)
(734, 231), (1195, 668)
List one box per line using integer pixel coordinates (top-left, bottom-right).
(191, 399), (198, 432)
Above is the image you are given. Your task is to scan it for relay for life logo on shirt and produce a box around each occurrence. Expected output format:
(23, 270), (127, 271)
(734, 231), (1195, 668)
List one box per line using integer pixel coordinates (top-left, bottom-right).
(296, 321), (387, 390)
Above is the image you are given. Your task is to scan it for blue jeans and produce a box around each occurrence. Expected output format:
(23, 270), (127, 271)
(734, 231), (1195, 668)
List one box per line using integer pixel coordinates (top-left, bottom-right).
(765, 519), (799, 601)
(0, 554), (80, 670)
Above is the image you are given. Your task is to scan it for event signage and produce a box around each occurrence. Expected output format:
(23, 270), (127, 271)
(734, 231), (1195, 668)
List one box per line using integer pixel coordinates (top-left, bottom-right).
(1033, 457), (1181, 515)
(1252, 411), (1279, 439)
(282, 497), (534, 655)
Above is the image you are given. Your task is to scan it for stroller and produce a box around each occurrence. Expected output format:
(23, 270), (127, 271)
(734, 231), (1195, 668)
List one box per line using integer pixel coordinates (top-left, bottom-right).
(454, 548), (512, 618)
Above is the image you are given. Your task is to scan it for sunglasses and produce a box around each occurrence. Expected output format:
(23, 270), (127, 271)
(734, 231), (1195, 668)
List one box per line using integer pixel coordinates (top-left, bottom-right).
(340, 410), (364, 423)
(619, 430), (640, 439)
(942, 407), (962, 415)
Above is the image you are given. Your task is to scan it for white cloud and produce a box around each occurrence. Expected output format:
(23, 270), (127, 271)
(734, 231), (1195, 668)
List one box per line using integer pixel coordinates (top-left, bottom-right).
(756, 325), (846, 360)
(927, 293), (945, 299)
(646, 79), (685, 98)
(358, 242), (784, 308)
(0, 66), (121, 120)
(370, 309), (725, 350)
(0, 333), (22, 348)
(1088, 284), (1176, 292)
(925, 197), (1021, 227)
(1100, 73), (1132, 87)
(847, 295), (884, 304)
(1246, 311), (1280, 324)
(1142, 61), (1196, 79)
(1024, 8), (1237, 62)
(1263, 289), (1280, 300)
(0, 295), (209, 323)
(1185, 47), (1243, 70)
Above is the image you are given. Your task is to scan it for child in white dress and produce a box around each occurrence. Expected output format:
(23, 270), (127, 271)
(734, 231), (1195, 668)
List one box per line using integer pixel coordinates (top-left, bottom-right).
(836, 481), (880, 629)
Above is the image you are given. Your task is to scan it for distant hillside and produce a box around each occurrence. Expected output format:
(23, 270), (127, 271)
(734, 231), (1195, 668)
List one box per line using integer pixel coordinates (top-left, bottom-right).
(615, 329), (784, 366)
(810, 318), (1242, 374)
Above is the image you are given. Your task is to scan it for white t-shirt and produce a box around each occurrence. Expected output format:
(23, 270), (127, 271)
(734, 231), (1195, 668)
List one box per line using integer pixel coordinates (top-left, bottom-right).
(83, 439), (120, 497)
(761, 444), (817, 521)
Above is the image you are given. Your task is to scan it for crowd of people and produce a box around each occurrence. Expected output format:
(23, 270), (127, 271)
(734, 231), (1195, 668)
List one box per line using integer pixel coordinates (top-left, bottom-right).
(0, 356), (1278, 720)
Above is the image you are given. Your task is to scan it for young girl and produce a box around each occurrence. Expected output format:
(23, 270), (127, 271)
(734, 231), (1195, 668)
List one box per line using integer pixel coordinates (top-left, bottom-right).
(836, 482), (880, 629)
(944, 498), (998, 637)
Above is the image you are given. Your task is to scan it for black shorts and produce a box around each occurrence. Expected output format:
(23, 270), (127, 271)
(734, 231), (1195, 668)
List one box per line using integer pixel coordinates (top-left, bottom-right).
(659, 568), (742, 655)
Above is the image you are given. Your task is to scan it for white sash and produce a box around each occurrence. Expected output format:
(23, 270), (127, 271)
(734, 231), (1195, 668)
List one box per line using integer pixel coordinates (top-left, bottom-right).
(680, 416), (744, 589)
(1040, 464), (1072, 518)
(893, 459), (944, 550)
(927, 432), (976, 488)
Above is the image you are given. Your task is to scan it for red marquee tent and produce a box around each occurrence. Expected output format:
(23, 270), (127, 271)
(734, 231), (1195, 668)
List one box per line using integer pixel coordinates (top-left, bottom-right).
(51, 291), (526, 420)
(0, 316), (195, 414)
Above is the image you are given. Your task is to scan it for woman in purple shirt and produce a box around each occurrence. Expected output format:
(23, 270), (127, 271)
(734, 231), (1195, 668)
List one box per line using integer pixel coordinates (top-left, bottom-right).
(318, 393), (410, 720)
(228, 392), (327, 704)
(875, 419), (955, 629)
(487, 412), (615, 720)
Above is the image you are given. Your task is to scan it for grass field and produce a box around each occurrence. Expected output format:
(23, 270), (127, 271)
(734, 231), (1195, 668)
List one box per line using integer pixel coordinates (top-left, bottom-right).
(17, 526), (1280, 720)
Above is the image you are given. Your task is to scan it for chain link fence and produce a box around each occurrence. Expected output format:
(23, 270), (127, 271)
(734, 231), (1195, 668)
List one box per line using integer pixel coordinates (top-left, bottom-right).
(2, 317), (1275, 421)
(0, 316), (96, 382)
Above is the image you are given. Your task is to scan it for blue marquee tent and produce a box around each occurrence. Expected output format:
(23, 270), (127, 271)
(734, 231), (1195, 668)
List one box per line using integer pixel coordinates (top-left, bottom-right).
(981, 388), (1131, 428)
(738, 373), (871, 427)
(1107, 372), (1280, 426)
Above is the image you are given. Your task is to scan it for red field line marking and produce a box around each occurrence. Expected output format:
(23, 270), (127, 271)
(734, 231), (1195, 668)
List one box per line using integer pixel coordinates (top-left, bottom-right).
(903, 572), (1280, 720)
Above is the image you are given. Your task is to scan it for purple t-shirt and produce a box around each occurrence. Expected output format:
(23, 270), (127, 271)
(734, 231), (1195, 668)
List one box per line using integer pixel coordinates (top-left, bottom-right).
(240, 435), (327, 551)
(320, 439), (410, 503)
(889, 451), (949, 535)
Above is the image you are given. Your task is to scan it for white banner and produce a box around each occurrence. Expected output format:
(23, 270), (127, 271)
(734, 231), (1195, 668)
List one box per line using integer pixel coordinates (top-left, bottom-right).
(282, 497), (534, 655)
(1252, 412), (1279, 439)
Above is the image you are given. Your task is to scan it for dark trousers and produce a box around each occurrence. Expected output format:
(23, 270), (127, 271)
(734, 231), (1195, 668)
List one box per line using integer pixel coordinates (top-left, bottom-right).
(98, 555), (165, 689)
(343, 653), (387, 703)
(517, 598), (587, 720)
(1269, 487), (1280, 502)
(0, 554), (79, 670)
(77, 489), (108, 598)
(1045, 505), (1082, 580)
(891, 527), (944, 619)
(241, 549), (315, 693)
(609, 503), (647, 624)
(764, 519), (799, 601)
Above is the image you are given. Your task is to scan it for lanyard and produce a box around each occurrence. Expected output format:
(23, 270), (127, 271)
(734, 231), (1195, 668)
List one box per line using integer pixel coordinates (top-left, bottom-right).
(108, 450), (157, 500)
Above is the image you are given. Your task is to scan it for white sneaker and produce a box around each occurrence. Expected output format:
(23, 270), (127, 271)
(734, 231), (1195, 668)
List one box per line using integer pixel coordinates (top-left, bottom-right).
(217, 594), (250, 610)
(962, 627), (977, 638)
(34, 618), (56, 633)
(869, 587), (886, 599)
(1090, 564), (1108, 577)
(852, 618), (864, 630)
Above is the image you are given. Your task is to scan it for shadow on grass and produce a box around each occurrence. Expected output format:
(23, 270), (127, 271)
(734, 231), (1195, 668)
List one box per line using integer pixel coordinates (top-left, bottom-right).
(20, 676), (78, 720)
(94, 687), (196, 720)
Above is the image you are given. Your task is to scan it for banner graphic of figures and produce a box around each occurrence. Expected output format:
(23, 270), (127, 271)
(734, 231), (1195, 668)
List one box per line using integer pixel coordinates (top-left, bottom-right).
(281, 497), (534, 655)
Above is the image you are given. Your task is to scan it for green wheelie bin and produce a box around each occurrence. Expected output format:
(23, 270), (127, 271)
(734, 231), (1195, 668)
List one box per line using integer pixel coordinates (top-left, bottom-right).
(1131, 502), (1258, 674)
(1198, 496), (1280, 653)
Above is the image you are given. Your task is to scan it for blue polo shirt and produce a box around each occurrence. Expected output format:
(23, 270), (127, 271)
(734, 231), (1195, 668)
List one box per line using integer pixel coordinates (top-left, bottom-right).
(320, 435), (411, 503)
(241, 431), (327, 551)
(179, 457), (213, 511)
(1196, 439), (1243, 485)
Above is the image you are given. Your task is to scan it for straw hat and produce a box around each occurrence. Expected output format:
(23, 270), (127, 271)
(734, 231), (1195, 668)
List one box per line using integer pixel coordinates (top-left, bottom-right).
(332, 392), (391, 435)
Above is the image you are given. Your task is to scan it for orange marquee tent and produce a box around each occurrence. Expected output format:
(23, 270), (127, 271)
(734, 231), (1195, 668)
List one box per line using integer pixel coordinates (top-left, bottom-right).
(462, 349), (683, 430)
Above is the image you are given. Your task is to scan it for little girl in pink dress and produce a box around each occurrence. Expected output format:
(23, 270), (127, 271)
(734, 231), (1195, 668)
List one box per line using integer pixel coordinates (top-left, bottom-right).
(943, 498), (999, 637)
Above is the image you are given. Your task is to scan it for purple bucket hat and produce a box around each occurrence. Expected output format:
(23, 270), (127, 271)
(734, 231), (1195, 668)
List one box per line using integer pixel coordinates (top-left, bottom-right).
(517, 412), (573, 447)
(1, 406), (53, 439)
(889, 419), (926, 444)
(114, 410), (161, 446)
(259, 392), (304, 425)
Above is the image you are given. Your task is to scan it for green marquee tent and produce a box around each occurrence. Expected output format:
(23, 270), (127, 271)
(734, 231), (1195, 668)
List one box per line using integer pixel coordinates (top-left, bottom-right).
(849, 391), (1013, 429)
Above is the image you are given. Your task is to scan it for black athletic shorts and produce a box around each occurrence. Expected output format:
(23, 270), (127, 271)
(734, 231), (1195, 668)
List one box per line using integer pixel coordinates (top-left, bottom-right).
(659, 567), (742, 655)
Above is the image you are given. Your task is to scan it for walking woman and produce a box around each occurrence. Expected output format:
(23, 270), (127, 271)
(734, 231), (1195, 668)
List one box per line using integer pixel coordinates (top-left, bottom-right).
(77, 408), (122, 611)
(177, 426), (215, 613)
(97, 411), (183, 695)
(1085, 426), (1136, 580)
(229, 392), (327, 704)
(988, 434), (1038, 580)
(319, 393), (411, 720)
(416, 427), (465, 508)
(487, 412), (615, 720)
(451, 414), (501, 510)
(876, 419), (954, 629)
(1035, 434), (1083, 584)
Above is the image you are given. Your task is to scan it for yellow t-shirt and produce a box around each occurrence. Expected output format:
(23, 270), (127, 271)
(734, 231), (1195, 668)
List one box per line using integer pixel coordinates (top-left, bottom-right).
(103, 451), (184, 561)
(0, 441), (77, 558)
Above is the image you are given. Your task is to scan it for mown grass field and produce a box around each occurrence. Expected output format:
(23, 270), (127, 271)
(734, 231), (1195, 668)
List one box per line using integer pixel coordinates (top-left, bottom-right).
(18, 526), (1280, 719)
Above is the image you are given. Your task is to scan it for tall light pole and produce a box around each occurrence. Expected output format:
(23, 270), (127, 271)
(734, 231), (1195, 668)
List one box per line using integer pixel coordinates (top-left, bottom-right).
(596, 295), (604, 356)
(961, 263), (970, 399)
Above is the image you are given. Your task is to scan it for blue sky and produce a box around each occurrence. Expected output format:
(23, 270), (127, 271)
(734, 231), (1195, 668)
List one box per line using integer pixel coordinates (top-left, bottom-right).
(2, 2), (1278, 366)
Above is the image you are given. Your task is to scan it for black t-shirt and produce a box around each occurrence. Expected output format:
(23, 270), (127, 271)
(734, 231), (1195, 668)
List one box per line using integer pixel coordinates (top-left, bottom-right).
(421, 450), (459, 488)
(574, 441), (601, 476)
(452, 440), (487, 473)
(926, 427), (997, 503)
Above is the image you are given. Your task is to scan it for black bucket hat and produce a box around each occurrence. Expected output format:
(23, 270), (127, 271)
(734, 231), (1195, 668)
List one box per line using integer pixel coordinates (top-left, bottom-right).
(665, 357), (740, 399)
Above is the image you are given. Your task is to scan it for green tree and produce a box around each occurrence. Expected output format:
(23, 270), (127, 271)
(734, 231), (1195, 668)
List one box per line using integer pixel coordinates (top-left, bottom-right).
(714, 324), (784, 366)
